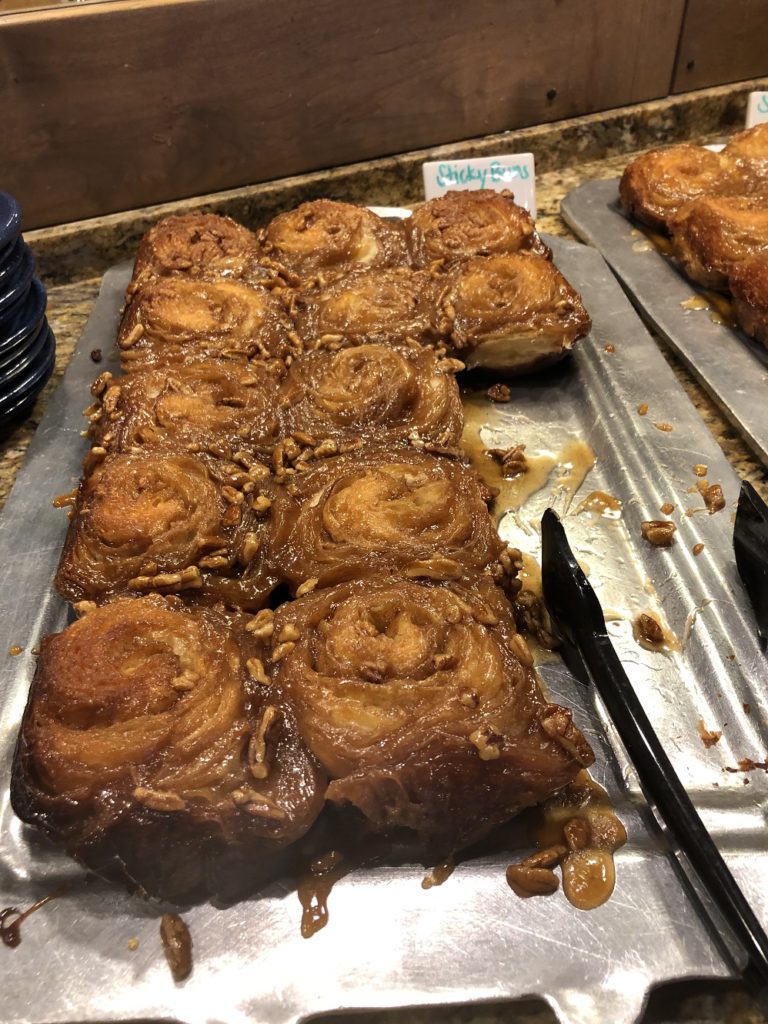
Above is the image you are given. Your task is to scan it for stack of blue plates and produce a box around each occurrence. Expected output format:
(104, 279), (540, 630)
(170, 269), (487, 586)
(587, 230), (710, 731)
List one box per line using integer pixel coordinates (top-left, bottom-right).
(0, 192), (56, 427)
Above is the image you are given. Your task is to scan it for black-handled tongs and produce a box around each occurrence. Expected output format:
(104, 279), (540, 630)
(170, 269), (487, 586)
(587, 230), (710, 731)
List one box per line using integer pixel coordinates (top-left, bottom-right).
(541, 507), (768, 997)
(734, 479), (768, 649)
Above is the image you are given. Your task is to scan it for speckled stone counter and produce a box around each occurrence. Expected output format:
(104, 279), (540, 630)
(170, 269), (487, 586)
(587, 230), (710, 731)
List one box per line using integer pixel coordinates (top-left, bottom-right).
(1, 80), (767, 1024)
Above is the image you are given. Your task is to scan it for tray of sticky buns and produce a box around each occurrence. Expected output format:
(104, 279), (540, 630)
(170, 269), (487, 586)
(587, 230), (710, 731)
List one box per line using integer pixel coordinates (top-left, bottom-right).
(1, 190), (766, 1024)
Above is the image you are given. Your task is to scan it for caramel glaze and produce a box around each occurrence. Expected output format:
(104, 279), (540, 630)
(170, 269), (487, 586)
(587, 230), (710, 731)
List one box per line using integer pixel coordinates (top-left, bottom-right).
(1, 893), (61, 948)
(632, 612), (681, 653)
(526, 771), (627, 911)
(421, 858), (456, 890)
(297, 851), (350, 938)
(575, 490), (622, 519)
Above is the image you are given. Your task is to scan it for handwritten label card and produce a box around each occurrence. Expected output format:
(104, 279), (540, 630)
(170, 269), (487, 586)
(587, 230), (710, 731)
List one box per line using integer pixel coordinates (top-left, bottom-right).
(746, 91), (768, 128)
(422, 154), (536, 215)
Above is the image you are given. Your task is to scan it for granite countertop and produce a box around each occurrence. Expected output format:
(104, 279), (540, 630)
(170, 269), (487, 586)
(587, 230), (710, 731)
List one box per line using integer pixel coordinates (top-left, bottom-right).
(1, 81), (767, 1024)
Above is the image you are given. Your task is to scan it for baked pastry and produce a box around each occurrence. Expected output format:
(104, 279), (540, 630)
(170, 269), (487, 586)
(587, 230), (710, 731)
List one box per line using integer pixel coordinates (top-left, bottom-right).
(618, 145), (741, 233)
(669, 195), (768, 291)
(438, 252), (591, 372)
(278, 343), (463, 452)
(723, 123), (768, 186)
(87, 361), (283, 463)
(406, 189), (550, 268)
(271, 575), (594, 854)
(265, 448), (503, 593)
(128, 212), (277, 294)
(261, 200), (407, 282)
(118, 277), (295, 370)
(55, 451), (275, 610)
(730, 257), (768, 346)
(291, 266), (441, 348)
(11, 596), (325, 902)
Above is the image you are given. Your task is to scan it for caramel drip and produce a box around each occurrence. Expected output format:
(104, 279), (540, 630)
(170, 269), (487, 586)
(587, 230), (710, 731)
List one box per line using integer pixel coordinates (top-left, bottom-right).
(297, 851), (350, 938)
(421, 857), (456, 889)
(1, 893), (62, 948)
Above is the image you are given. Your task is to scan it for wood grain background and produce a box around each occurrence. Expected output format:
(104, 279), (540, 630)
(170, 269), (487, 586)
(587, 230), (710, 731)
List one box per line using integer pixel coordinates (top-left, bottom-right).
(673, 0), (768, 93)
(1, 0), (688, 227)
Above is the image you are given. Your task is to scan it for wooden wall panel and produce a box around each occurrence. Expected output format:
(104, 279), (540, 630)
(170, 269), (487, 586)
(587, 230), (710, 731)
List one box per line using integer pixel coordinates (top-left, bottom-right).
(673, 0), (768, 93)
(0, 0), (686, 228)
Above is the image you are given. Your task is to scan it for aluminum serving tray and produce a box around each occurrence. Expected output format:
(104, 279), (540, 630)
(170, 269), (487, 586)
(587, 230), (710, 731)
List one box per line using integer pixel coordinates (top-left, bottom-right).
(561, 178), (768, 468)
(1, 233), (767, 1024)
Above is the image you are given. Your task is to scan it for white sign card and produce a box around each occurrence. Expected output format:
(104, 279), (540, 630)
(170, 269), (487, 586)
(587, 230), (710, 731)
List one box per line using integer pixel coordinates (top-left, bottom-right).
(421, 153), (536, 216)
(745, 91), (768, 128)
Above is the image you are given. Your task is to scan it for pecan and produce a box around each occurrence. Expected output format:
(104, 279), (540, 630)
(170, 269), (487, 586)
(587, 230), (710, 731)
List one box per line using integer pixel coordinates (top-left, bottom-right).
(702, 483), (725, 515)
(487, 383), (511, 403)
(539, 705), (594, 766)
(522, 845), (568, 869)
(248, 705), (280, 779)
(488, 443), (528, 479)
(160, 913), (193, 983)
(246, 609), (275, 640)
(470, 726), (504, 761)
(635, 612), (664, 646)
(505, 864), (560, 898)
(640, 520), (676, 548)
(133, 787), (186, 812)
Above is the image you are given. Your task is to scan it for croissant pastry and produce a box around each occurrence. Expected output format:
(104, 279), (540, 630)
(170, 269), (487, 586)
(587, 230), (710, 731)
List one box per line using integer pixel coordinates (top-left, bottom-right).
(55, 451), (275, 610)
(406, 189), (550, 268)
(730, 257), (768, 347)
(271, 575), (594, 854)
(118, 277), (295, 371)
(261, 199), (407, 282)
(292, 266), (441, 348)
(669, 195), (768, 291)
(278, 343), (463, 451)
(618, 145), (743, 233)
(128, 212), (278, 294)
(11, 596), (325, 902)
(265, 447), (502, 593)
(87, 361), (283, 463)
(438, 252), (591, 373)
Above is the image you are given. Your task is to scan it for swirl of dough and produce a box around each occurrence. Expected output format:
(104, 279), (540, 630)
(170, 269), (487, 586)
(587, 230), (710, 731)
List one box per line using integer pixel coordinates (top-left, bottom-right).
(438, 252), (591, 373)
(261, 200), (407, 282)
(723, 123), (768, 186)
(118, 276), (294, 370)
(292, 266), (441, 347)
(730, 257), (768, 347)
(266, 448), (503, 592)
(11, 596), (325, 901)
(670, 195), (768, 291)
(619, 145), (743, 233)
(128, 212), (278, 294)
(88, 361), (283, 463)
(406, 189), (550, 268)
(279, 343), (463, 450)
(271, 576), (593, 852)
(55, 451), (275, 610)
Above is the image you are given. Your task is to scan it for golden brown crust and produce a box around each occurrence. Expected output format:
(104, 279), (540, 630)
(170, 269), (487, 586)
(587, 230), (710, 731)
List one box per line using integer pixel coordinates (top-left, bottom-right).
(55, 451), (276, 610)
(438, 252), (591, 373)
(669, 195), (768, 291)
(723, 123), (768, 187)
(87, 361), (283, 463)
(730, 257), (768, 347)
(291, 266), (442, 348)
(271, 575), (593, 853)
(118, 277), (295, 371)
(11, 596), (325, 901)
(261, 200), (408, 282)
(265, 448), (503, 592)
(406, 189), (550, 268)
(128, 212), (278, 294)
(278, 343), (463, 451)
(619, 145), (742, 233)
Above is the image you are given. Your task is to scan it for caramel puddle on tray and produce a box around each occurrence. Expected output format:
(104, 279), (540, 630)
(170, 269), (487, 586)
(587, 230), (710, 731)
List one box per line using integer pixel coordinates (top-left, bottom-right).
(525, 771), (627, 911)
(680, 292), (736, 327)
(575, 490), (623, 520)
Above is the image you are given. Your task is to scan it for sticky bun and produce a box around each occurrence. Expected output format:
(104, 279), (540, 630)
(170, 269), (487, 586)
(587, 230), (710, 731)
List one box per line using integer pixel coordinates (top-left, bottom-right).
(278, 343), (463, 451)
(723, 123), (768, 186)
(128, 212), (277, 294)
(55, 451), (275, 610)
(619, 145), (742, 233)
(118, 277), (294, 370)
(669, 195), (768, 291)
(11, 596), (325, 902)
(271, 575), (594, 854)
(266, 448), (503, 592)
(730, 257), (768, 346)
(261, 200), (407, 282)
(406, 189), (550, 268)
(438, 252), (591, 373)
(292, 266), (441, 347)
(87, 361), (283, 463)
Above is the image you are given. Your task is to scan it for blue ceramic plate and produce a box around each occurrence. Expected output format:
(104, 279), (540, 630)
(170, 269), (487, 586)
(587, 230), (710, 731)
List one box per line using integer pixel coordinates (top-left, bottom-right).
(0, 327), (55, 420)
(0, 315), (49, 378)
(0, 278), (46, 350)
(0, 238), (27, 282)
(0, 245), (35, 317)
(0, 192), (21, 252)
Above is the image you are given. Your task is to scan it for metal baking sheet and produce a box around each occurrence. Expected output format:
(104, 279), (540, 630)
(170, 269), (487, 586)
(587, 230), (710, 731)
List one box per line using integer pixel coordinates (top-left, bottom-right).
(560, 177), (768, 468)
(1, 235), (767, 1024)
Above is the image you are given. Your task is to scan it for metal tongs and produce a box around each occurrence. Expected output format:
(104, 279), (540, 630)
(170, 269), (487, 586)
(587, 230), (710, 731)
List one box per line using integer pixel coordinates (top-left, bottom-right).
(540, 507), (768, 998)
(734, 479), (768, 649)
